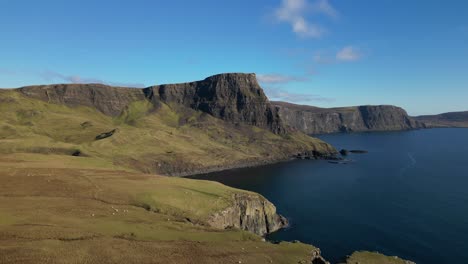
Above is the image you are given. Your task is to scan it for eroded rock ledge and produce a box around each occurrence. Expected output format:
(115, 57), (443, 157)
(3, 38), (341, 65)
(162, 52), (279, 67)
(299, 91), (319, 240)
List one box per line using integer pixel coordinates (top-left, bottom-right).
(207, 193), (288, 236)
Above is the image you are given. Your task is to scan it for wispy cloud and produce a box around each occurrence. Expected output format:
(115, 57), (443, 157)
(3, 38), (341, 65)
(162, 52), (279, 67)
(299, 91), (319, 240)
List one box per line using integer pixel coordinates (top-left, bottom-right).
(0, 68), (146, 88)
(336, 46), (362, 62)
(311, 0), (339, 19)
(257, 73), (308, 84)
(311, 46), (363, 65)
(41, 71), (102, 84)
(40, 70), (146, 88)
(313, 52), (334, 64)
(273, 0), (338, 38)
(264, 86), (334, 103)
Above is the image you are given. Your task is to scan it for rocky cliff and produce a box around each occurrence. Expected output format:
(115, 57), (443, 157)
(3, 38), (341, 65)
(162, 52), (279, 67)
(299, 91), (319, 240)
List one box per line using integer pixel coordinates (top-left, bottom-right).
(208, 193), (288, 236)
(18, 73), (285, 134)
(18, 83), (146, 116)
(146, 73), (285, 134)
(415, 111), (468, 128)
(273, 101), (425, 135)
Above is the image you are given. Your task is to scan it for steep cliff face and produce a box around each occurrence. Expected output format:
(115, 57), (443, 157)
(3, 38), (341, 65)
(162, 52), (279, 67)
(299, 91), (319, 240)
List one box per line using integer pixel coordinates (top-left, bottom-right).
(146, 73), (285, 134)
(415, 111), (468, 128)
(18, 83), (146, 116)
(207, 193), (288, 236)
(17, 74), (286, 134)
(273, 101), (425, 135)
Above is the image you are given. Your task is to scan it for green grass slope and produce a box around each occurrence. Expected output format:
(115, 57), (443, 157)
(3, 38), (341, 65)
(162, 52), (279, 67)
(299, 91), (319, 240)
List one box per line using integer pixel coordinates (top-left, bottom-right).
(345, 251), (415, 264)
(0, 156), (320, 264)
(0, 90), (335, 175)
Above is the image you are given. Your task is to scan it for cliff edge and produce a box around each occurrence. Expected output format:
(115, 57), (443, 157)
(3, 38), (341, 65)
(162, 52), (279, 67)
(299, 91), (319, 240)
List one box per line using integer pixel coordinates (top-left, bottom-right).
(414, 111), (468, 128)
(18, 73), (285, 134)
(273, 101), (425, 135)
(2, 73), (335, 176)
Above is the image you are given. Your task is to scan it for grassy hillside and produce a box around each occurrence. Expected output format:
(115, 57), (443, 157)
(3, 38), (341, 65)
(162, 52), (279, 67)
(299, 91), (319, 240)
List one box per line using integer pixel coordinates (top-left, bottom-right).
(0, 155), (320, 264)
(0, 90), (415, 263)
(345, 251), (415, 264)
(0, 90), (334, 175)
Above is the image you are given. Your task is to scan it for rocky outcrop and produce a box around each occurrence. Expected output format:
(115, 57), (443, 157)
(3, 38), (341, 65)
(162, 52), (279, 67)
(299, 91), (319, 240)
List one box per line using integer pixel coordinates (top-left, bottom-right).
(273, 101), (425, 135)
(310, 249), (330, 264)
(295, 150), (340, 160)
(95, 129), (117, 140)
(18, 83), (146, 116)
(207, 193), (288, 236)
(17, 73), (286, 134)
(415, 111), (468, 128)
(146, 73), (285, 134)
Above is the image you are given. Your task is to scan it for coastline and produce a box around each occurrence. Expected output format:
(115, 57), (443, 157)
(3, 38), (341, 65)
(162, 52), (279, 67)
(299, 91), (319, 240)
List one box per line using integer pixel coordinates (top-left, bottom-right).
(172, 151), (339, 177)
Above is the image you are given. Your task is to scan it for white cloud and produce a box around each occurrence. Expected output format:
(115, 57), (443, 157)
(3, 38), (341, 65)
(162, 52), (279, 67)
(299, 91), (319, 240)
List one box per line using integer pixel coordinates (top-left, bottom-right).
(257, 73), (308, 84)
(264, 86), (334, 103)
(311, 0), (339, 19)
(40, 70), (146, 88)
(273, 0), (338, 38)
(336, 46), (362, 62)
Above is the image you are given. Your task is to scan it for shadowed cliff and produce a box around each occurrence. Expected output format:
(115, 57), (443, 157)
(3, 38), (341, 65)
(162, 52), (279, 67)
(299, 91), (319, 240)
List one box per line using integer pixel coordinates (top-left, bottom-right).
(273, 101), (425, 135)
(18, 73), (285, 134)
(414, 111), (468, 128)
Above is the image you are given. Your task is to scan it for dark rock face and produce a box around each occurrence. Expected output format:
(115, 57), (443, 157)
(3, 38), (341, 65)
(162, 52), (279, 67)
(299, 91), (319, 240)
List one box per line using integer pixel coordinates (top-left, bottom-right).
(146, 73), (285, 134)
(415, 111), (468, 128)
(295, 150), (339, 160)
(207, 193), (288, 236)
(18, 84), (146, 116)
(340, 149), (349, 156)
(18, 74), (286, 134)
(273, 101), (425, 135)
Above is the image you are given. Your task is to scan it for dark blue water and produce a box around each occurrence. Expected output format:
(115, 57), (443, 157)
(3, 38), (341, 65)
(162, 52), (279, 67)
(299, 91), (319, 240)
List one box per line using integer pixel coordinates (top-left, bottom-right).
(192, 128), (468, 263)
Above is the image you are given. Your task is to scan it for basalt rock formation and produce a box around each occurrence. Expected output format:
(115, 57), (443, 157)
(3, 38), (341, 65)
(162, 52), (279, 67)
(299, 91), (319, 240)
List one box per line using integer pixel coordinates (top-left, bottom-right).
(415, 111), (468, 128)
(208, 193), (288, 236)
(146, 73), (286, 134)
(18, 83), (146, 116)
(19, 73), (285, 134)
(273, 101), (425, 135)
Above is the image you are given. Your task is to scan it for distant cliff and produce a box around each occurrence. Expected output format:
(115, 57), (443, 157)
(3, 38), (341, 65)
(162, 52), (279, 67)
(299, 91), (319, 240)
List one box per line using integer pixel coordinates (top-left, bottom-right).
(18, 73), (285, 134)
(415, 111), (468, 128)
(273, 101), (425, 135)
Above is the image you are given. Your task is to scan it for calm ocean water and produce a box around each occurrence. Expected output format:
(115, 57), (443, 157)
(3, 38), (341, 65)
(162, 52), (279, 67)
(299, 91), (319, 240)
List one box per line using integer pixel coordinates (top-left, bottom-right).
(191, 128), (468, 263)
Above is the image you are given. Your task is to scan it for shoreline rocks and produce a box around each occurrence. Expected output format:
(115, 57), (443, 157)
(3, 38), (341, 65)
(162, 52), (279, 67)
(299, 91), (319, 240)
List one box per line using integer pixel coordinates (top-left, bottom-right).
(349, 150), (368, 154)
(295, 150), (340, 160)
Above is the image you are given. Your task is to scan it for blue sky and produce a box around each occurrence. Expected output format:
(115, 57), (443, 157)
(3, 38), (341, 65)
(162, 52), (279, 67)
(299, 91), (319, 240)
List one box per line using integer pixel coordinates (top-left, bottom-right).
(0, 0), (467, 115)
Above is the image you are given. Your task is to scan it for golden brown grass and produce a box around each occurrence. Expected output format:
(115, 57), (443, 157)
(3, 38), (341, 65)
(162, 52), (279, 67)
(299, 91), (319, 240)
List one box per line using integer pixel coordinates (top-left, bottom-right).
(346, 251), (414, 264)
(0, 155), (318, 264)
(0, 90), (334, 175)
